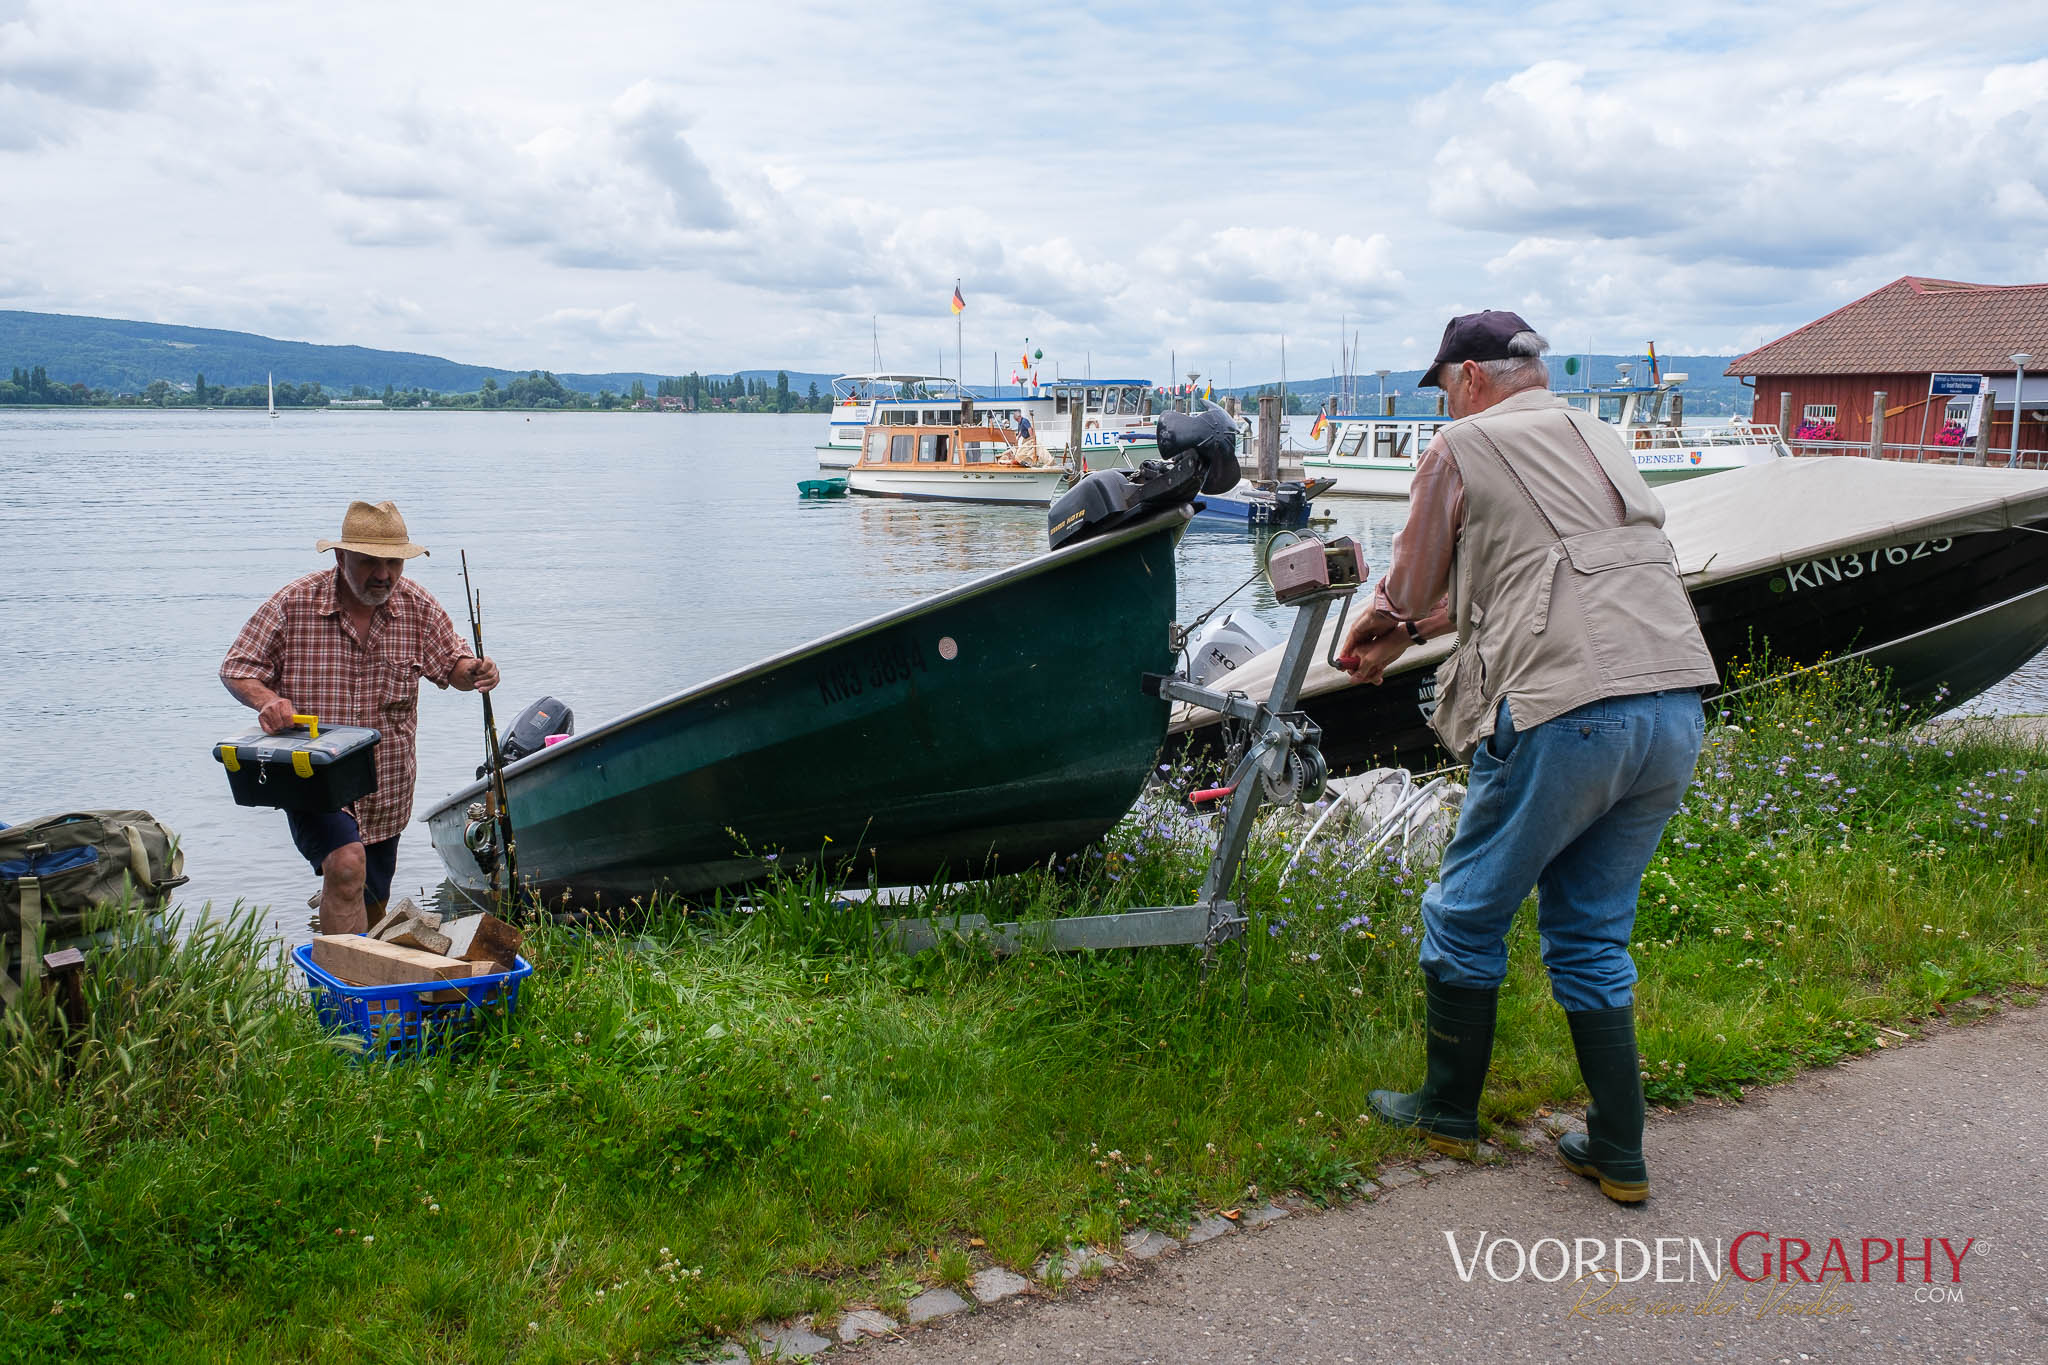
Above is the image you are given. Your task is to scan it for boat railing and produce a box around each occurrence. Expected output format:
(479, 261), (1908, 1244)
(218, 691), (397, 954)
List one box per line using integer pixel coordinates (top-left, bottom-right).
(1626, 422), (1786, 451)
(1786, 438), (2048, 469)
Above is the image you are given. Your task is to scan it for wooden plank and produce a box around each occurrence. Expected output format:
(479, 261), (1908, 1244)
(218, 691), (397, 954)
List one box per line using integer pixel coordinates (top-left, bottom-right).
(310, 935), (475, 988)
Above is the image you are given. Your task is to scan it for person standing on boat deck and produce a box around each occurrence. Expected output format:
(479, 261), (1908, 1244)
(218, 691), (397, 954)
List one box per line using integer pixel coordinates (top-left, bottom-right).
(1336, 311), (1718, 1204)
(219, 500), (499, 935)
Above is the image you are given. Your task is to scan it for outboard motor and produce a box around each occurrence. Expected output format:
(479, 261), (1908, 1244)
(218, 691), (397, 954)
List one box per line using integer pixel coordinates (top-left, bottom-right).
(1047, 400), (1243, 549)
(478, 695), (574, 777)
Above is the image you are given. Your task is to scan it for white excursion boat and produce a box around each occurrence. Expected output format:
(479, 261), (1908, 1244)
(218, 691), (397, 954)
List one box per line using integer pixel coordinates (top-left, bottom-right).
(846, 416), (1070, 504)
(817, 373), (963, 468)
(1302, 363), (1788, 498)
(820, 375), (1163, 472)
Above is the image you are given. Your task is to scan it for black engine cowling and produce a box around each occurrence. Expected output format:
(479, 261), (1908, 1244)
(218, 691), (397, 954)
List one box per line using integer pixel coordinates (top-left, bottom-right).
(477, 695), (575, 776)
(1047, 401), (1242, 549)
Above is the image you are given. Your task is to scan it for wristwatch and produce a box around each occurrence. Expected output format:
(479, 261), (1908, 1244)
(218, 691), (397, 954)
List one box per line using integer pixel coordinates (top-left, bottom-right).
(1402, 619), (1426, 645)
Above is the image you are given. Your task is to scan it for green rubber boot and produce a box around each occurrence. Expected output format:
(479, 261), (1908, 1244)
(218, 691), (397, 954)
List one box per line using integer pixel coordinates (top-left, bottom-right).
(1557, 1005), (1650, 1203)
(1368, 976), (1499, 1159)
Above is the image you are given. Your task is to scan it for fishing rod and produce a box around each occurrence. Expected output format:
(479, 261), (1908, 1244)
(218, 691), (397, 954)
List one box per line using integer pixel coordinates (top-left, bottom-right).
(461, 550), (519, 916)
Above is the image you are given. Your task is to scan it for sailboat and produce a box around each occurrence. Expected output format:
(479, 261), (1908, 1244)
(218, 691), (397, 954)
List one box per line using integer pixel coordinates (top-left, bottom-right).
(267, 373), (278, 419)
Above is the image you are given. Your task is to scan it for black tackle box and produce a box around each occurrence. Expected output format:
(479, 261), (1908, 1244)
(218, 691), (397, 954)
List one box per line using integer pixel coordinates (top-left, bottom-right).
(213, 717), (381, 812)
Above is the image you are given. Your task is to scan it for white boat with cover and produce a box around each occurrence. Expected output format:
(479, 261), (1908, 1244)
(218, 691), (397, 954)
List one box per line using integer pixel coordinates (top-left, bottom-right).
(1172, 459), (2048, 771)
(1303, 363), (1787, 498)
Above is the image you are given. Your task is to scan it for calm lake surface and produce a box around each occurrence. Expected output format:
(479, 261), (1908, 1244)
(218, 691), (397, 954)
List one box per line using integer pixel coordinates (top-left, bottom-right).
(5, 409), (2044, 941)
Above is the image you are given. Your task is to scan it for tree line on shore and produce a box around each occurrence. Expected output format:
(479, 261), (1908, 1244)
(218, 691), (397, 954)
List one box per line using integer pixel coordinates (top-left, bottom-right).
(0, 365), (833, 412)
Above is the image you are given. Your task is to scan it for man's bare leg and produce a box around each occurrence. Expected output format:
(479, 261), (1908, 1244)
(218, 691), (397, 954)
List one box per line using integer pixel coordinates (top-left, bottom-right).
(317, 841), (370, 935)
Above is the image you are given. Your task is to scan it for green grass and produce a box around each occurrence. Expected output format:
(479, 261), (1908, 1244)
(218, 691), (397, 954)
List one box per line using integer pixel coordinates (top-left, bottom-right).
(4, 662), (2046, 1362)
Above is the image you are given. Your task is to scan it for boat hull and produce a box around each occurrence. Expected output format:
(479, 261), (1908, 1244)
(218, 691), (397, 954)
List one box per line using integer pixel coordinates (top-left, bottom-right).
(847, 465), (1068, 505)
(1174, 520), (2048, 774)
(816, 445), (859, 470)
(425, 509), (1189, 904)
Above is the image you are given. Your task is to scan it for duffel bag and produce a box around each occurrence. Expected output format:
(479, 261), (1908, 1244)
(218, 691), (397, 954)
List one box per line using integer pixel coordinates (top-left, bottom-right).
(1, 810), (187, 1007)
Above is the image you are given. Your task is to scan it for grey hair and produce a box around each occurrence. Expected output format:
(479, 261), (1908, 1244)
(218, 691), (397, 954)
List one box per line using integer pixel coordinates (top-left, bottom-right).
(1477, 330), (1551, 390)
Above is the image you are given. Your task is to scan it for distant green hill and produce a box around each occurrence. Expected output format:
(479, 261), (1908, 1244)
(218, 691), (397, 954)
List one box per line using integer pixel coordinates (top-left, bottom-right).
(1223, 354), (1748, 417)
(0, 310), (836, 397)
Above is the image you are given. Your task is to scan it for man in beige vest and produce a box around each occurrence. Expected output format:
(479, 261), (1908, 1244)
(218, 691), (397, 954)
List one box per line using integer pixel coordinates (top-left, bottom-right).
(1338, 311), (1718, 1203)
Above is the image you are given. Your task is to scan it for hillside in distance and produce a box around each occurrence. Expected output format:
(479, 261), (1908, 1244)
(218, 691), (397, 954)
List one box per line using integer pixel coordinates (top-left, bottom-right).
(1222, 354), (1749, 417)
(0, 310), (834, 397)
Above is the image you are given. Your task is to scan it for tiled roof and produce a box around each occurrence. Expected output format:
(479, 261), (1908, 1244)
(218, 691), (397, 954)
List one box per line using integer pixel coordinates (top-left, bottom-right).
(1725, 276), (2048, 377)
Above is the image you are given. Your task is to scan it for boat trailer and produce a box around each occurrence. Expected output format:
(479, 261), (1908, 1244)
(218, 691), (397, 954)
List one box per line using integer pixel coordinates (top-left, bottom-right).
(884, 536), (1363, 960)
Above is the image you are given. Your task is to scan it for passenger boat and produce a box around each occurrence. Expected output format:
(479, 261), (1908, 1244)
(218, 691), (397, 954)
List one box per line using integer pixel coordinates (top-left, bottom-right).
(1172, 460), (2048, 771)
(423, 505), (1195, 906)
(817, 373), (962, 469)
(1303, 364), (1786, 498)
(846, 417), (1069, 505)
(823, 376), (1165, 473)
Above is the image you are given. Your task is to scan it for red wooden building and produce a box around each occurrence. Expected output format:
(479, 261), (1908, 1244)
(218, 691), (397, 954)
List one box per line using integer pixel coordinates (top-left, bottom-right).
(1726, 276), (2048, 460)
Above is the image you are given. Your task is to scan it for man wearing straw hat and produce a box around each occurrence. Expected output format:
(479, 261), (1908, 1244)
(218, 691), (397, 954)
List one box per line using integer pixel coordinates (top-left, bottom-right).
(220, 500), (499, 934)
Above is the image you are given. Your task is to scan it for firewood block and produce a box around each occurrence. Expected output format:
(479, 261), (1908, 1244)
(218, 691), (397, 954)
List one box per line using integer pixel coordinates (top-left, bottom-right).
(390, 925), (453, 956)
(310, 935), (475, 989)
(445, 913), (524, 967)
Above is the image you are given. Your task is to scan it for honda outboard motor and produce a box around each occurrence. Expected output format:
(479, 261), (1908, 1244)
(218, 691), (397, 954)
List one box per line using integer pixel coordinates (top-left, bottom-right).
(478, 695), (575, 777)
(1047, 401), (1243, 549)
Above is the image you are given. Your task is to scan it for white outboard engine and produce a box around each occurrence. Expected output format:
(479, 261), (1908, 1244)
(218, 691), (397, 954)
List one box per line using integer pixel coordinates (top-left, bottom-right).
(1180, 611), (1283, 688)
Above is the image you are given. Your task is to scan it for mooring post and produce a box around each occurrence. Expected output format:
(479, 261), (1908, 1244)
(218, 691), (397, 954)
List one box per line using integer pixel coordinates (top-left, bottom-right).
(1869, 392), (1886, 460)
(1974, 390), (1994, 466)
(1068, 392), (1085, 468)
(1256, 394), (1280, 485)
(1779, 391), (1793, 449)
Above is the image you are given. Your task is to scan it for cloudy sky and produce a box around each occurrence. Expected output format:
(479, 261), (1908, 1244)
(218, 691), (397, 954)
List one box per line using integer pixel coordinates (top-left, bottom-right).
(3, 0), (2045, 383)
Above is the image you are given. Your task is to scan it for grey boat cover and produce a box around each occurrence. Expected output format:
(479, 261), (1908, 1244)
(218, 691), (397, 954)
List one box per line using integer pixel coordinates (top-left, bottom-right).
(1172, 458), (2048, 726)
(1661, 458), (2048, 586)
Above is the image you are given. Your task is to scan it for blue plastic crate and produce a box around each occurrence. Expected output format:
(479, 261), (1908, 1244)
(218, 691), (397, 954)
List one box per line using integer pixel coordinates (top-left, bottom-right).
(292, 941), (533, 1059)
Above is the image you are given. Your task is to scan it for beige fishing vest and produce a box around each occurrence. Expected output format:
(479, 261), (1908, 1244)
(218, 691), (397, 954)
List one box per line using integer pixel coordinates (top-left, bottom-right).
(1429, 388), (1719, 760)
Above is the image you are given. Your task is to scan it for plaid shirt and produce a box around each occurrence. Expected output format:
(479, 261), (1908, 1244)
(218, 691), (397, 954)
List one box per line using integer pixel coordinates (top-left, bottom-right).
(221, 568), (470, 843)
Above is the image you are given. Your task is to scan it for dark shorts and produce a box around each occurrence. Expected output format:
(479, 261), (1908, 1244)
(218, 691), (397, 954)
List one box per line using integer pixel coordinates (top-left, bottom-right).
(287, 809), (399, 908)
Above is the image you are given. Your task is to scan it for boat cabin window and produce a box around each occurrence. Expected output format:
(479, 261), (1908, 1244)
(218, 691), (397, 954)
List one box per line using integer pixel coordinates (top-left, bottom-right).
(964, 438), (1004, 464)
(1085, 387), (1103, 410)
(918, 434), (949, 463)
(1055, 393), (1070, 414)
(889, 434), (914, 462)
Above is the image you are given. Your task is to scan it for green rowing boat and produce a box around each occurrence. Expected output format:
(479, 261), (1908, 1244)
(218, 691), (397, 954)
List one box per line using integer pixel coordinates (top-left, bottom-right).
(422, 505), (1191, 905)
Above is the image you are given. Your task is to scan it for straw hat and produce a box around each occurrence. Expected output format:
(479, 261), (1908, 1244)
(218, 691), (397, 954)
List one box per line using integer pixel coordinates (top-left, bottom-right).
(315, 500), (429, 559)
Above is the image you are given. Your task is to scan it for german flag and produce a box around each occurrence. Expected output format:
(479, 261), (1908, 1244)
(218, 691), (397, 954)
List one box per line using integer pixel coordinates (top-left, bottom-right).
(951, 285), (965, 315)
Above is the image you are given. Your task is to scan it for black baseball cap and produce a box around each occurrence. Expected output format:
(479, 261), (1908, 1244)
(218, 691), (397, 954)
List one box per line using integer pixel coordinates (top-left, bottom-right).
(1418, 309), (1536, 388)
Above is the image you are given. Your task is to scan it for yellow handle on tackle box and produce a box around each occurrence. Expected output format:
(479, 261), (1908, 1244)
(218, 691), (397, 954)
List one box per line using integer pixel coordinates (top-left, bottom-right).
(289, 715), (320, 777)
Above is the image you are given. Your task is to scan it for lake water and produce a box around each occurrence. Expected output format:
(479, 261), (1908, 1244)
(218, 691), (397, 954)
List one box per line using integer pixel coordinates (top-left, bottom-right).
(0, 410), (1412, 937)
(5, 410), (2045, 941)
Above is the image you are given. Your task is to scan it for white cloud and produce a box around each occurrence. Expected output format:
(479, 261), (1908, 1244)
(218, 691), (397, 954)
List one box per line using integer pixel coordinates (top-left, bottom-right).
(1, 1), (2044, 376)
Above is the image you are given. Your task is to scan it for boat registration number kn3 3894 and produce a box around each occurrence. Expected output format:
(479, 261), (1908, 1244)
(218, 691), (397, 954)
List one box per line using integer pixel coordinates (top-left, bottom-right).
(1776, 538), (1954, 594)
(816, 638), (930, 705)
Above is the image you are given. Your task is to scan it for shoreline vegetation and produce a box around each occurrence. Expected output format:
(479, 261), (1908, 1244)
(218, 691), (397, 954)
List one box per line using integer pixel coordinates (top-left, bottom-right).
(0, 366), (836, 414)
(5, 662), (2045, 1362)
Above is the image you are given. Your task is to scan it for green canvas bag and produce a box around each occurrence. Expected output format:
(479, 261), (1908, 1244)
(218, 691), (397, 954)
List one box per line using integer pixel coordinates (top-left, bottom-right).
(1, 811), (187, 1007)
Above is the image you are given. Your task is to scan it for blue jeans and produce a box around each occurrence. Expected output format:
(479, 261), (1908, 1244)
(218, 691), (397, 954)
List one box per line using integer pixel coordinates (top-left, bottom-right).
(1419, 689), (1705, 1012)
